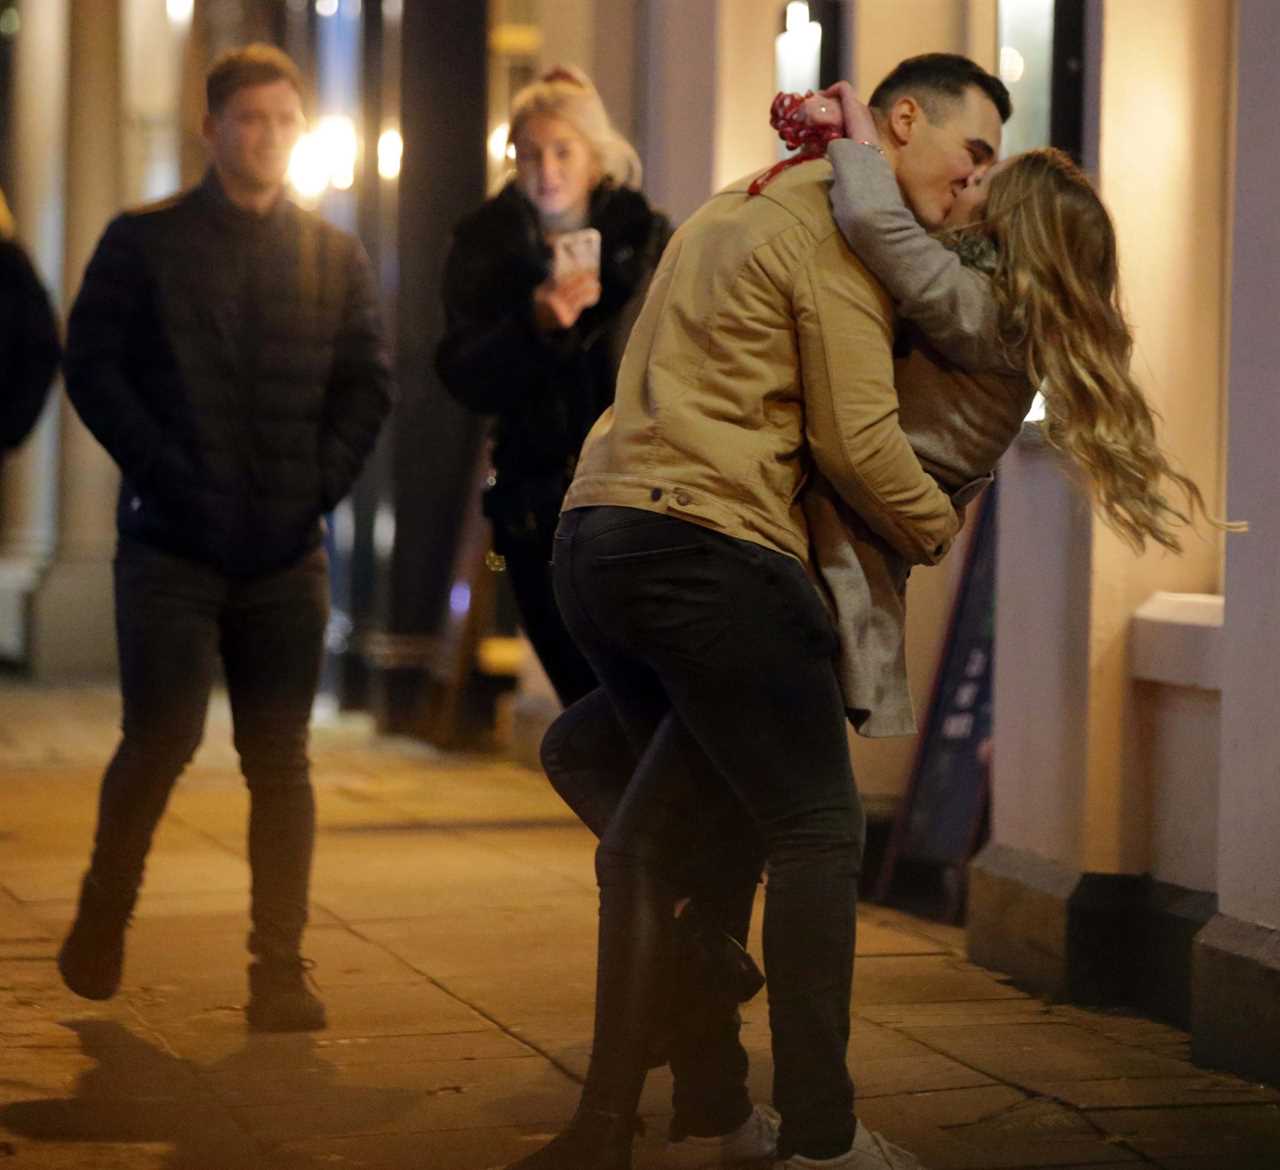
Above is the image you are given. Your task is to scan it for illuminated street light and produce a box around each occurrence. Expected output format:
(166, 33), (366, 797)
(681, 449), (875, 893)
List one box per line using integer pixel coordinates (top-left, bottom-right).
(288, 132), (330, 199)
(289, 116), (359, 198)
(775, 1), (822, 96)
(488, 121), (511, 167)
(1000, 45), (1027, 84)
(318, 114), (358, 191)
(316, 0), (339, 17)
(377, 128), (403, 180)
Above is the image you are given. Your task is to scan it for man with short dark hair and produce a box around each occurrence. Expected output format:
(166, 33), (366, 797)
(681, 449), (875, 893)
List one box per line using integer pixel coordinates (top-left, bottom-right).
(58, 42), (392, 1031)
(507, 53), (1011, 1170)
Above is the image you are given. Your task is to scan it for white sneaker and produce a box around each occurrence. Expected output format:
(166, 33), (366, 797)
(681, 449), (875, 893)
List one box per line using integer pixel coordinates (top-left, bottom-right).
(775, 1122), (925, 1169)
(664, 1104), (779, 1168)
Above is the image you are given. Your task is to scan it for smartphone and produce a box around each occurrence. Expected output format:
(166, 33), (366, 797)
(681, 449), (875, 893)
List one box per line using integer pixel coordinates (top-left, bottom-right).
(551, 227), (602, 282)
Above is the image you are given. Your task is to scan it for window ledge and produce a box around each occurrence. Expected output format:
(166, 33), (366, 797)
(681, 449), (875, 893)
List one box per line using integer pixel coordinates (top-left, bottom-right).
(1131, 592), (1223, 692)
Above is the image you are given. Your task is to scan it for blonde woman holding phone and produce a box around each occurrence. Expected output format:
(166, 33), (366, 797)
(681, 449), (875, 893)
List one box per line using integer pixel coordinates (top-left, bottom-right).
(436, 65), (671, 708)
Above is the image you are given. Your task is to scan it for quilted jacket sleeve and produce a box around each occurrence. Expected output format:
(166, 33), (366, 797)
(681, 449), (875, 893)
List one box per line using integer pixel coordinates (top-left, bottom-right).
(64, 216), (184, 491)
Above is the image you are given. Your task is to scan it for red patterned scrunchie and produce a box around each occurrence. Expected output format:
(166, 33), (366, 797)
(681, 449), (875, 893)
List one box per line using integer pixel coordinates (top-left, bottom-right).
(748, 91), (844, 196)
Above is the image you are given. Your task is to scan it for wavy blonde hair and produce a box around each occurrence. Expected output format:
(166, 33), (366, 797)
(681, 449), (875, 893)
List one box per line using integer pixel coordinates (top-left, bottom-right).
(508, 65), (642, 190)
(973, 148), (1241, 553)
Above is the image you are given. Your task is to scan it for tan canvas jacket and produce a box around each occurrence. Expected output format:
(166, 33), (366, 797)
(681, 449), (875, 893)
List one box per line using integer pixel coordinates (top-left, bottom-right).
(812, 141), (1035, 736)
(563, 160), (961, 569)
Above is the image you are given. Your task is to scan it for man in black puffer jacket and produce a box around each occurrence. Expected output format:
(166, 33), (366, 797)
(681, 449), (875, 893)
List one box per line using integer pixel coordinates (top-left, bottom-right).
(59, 44), (392, 1032)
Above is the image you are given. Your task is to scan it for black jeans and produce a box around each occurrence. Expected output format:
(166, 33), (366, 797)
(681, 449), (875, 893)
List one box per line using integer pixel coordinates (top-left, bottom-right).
(499, 522), (599, 707)
(552, 506), (866, 1159)
(541, 686), (760, 1138)
(88, 537), (330, 959)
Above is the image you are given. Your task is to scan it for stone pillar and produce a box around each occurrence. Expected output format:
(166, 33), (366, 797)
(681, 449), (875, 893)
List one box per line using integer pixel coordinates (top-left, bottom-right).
(367, 0), (490, 734)
(635, 0), (718, 223)
(1194, 0), (1280, 1086)
(27, 0), (125, 678)
(0, 0), (68, 661)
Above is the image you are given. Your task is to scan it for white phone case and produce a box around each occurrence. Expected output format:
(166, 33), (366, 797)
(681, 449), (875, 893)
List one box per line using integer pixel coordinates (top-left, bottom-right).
(552, 228), (602, 281)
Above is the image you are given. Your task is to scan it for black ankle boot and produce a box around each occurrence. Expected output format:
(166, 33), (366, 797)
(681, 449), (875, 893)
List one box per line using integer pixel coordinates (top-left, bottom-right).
(246, 956), (327, 1032)
(646, 902), (765, 1065)
(506, 1108), (636, 1170)
(57, 873), (135, 1000)
(675, 902), (765, 1006)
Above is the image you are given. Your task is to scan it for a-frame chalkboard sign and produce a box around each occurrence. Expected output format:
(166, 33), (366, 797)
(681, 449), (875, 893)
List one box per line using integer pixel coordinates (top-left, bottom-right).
(875, 482), (998, 921)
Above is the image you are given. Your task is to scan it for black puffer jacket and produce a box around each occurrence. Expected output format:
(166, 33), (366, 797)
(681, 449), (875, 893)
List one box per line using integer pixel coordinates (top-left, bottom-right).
(65, 172), (393, 577)
(0, 238), (61, 450)
(435, 181), (670, 543)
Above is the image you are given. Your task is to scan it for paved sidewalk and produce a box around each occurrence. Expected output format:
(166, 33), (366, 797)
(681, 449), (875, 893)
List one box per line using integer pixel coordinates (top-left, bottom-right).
(1, 682), (1278, 1170)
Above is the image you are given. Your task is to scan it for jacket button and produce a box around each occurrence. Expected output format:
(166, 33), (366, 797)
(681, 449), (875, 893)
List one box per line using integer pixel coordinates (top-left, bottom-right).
(650, 488), (662, 501)
(674, 490), (692, 506)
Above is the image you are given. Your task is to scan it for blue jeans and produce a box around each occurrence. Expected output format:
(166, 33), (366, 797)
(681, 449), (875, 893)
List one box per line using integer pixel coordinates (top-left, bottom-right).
(551, 506), (865, 1159)
(88, 537), (329, 959)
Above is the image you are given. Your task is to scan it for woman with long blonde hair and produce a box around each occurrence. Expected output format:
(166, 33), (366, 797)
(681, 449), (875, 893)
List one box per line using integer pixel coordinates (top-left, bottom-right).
(822, 85), (1237, 553)
(436, 65), (670, 708)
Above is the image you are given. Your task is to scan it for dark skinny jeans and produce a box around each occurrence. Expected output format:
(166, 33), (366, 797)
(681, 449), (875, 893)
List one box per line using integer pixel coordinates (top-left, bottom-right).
(551, 506), (866, 1160)
(88, 537), (329, 959)
(541, 685), (761, 1138)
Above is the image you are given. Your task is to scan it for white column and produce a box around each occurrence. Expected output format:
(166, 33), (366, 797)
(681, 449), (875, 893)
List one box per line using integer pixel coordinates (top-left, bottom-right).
(27, 0), (125, 678)
(636, 0), (718, 223)
(1218, 0), (1280, 934)
(0, 0), (68, 660)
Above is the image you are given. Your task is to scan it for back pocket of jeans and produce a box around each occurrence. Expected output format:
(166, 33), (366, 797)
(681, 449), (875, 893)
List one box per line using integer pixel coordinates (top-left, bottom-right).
(591, 544), (707, 566)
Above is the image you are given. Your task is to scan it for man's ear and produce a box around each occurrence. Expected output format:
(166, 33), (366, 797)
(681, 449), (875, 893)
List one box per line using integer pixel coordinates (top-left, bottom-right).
(886, 96), (922, 146)
(201, 112), (218, 147)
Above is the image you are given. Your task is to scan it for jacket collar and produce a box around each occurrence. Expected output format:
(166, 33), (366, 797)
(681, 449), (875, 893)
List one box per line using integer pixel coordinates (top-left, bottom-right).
(197, 168), (292, 230)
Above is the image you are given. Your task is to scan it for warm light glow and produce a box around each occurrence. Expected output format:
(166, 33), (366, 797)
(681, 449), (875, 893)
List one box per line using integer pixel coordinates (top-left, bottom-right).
(318, 115), (358, 191)
(289, 116), (360, 197)
(377, 128), (403, 180)
(166, 0), (193, 24)
(287, 132), (330, 199)
(999, 45), (1027, 84)
(775, 2), (822, 102)
(785, 1), (810, 34)
(488, 121), (511, 166)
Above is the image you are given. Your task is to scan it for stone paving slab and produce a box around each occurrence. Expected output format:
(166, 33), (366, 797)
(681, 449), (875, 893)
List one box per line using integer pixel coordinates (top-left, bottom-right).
(899, 1022), (1200, 1090)
(3, 684), (1280, 1169)
(1089, 1103), (1280, 1162)
(857, 1087), (1141, 1169)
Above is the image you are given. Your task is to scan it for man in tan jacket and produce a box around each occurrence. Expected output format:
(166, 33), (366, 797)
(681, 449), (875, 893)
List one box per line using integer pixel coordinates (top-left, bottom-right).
(513, 55), (1011, 1170)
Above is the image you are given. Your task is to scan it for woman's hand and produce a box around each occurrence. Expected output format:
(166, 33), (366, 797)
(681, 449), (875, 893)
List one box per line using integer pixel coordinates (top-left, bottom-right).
(532, 270), (602, 332)
(799, 92), (845, 133)
(820, 80), (881, 147)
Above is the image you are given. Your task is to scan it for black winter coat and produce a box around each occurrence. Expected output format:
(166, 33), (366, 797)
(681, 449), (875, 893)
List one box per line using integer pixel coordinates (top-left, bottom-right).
(0, 238), (61, 450)
(435, 181), (670, 544)
(64, 172), (393, 578)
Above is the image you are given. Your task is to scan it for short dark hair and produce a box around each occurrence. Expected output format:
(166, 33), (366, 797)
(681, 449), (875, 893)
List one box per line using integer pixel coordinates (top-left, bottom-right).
(869, 53), (1012, 125)
(206, 43), (304, 115)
